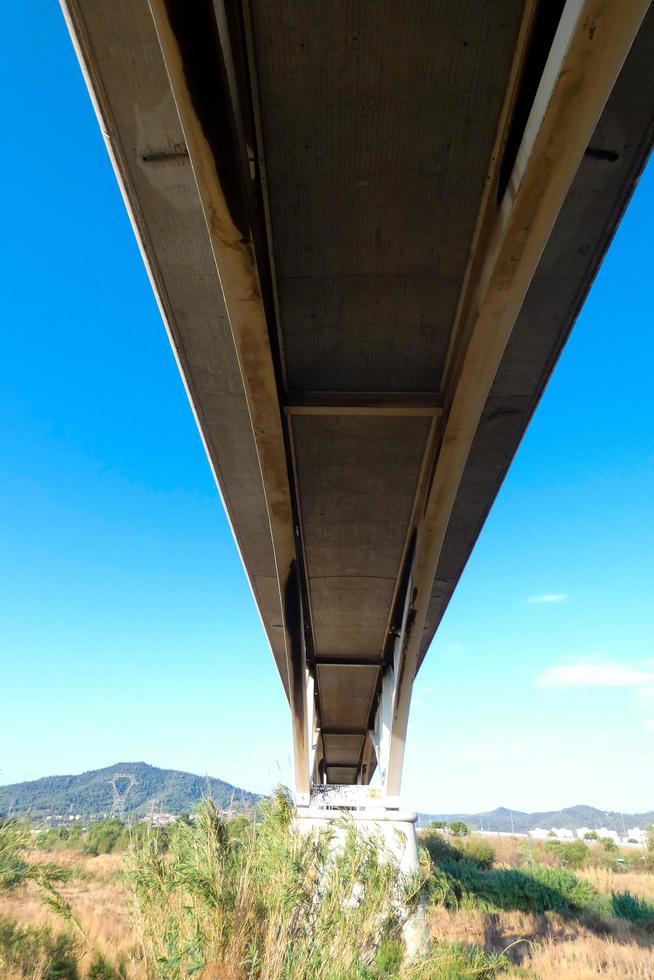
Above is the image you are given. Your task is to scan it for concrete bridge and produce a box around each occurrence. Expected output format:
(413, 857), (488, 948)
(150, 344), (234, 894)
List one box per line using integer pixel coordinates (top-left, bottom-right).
(62, 0), (653, 812)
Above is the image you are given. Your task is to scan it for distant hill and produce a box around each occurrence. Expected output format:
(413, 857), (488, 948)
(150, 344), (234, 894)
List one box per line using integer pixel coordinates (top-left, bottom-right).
(2, 763), (650, 833)
(417, 804), (654, 833)
(0, 762), (260, 820)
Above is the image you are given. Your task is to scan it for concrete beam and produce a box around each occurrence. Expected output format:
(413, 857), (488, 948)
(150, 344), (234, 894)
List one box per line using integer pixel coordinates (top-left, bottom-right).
(384, 0), (650, 797)
(285, 391), (443, 417)
(147, 0), (311, 798)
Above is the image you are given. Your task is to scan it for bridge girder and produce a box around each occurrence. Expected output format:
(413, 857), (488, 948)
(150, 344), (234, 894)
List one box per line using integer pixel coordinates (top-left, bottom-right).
(61, 0), (654, 804)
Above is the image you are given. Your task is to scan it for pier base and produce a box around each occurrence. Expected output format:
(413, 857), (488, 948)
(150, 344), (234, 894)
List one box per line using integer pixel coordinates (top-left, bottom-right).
(295, 802), (429, 959)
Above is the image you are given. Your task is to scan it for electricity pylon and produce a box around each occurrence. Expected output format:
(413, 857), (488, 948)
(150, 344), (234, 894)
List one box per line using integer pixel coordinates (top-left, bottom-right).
(110, 773), (137, 821)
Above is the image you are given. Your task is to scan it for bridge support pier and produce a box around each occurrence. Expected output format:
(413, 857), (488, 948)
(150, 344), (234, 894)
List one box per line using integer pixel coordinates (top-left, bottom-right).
(295, 791), (429, 959)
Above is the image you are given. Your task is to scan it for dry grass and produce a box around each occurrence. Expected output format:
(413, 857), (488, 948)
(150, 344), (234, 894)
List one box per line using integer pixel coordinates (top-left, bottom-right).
(0, 851), (145, 978)
(25, 848), (123, 881)
(4, 828), (654, 978)
(485, 836), (528, 868)
(428, 904), (583, 950)
(2, 965), (49, 980)
(526, 932), (654, 979)
(428, 905), (654, 978)
(578, 866), (654, 900)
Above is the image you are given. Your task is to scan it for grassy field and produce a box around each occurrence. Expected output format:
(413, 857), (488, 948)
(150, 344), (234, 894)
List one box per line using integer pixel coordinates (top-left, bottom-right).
(0, 850), (138, 978)
(428, 905), (654, 978)
(5, 860), (654, 979)
(1, 804), (654, 978)
(420, 827), (654, 977)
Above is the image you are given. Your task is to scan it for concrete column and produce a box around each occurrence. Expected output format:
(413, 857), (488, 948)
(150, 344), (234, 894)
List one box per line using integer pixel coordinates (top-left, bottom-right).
(295, 806), (429, 958)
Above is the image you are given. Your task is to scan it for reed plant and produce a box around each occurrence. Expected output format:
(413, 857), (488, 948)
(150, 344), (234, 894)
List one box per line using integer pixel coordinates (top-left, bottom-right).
(125, 788), (424, 978)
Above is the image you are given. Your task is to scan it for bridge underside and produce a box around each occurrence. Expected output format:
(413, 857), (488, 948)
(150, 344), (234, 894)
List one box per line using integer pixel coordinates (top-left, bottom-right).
(63, 0), (654, 803)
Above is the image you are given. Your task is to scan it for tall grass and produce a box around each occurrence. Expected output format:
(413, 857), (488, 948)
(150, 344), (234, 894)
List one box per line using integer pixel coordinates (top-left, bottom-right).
(125, 790), (514, 979)
(0, 819), (136, 979)
(2, 806), (513, 978)
(126, 788), (420, 978)
(0, 916), (79, 980)
(579, 865), (654, 900)
(0, 819), (76, 927)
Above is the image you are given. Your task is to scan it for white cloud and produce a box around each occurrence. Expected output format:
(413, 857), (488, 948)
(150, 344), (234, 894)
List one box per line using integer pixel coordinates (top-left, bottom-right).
(528, 593), (567, 604)
(537, 660), (654, 688)
(538, 658), (654, 728)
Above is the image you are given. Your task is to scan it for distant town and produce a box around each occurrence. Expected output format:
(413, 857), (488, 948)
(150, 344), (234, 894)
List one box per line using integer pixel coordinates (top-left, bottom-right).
(475, 825), (650, 847)
(38, 812), (652, 850)
(32, 807), (236, 829)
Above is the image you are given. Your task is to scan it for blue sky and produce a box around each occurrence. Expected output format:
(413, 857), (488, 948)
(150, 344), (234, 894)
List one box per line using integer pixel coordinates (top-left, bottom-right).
(1, 3), (653, 814)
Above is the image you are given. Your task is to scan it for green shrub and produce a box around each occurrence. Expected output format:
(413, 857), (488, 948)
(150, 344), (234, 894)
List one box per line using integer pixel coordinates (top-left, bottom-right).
(426, 866), (463, 908)
(35, 823), (85, 851)
(371, 940), (403, 976)
(420, 832), (494, 870)
(86, 950), (130, 979)
(443, 860), (497, 910)
(35, 826), (69, 849)
(428, 859), (608, 918)
(456, 837), (495, 870)
(610, 890), (654, 926)
(524, 864), (600, 912)
(35, 819), (163, 858)
(82, 820), (125, 856)
(420, 831), (460, 866)
(448, 821), (469, 837)
(542, 839), (589, 869)
(227, 815), (251, 840)
(410, 941), (509, 979)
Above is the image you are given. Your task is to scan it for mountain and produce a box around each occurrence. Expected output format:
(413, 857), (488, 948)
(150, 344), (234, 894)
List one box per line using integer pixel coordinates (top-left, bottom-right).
(2, 763), (650, 833)
(417, 804), (654, 833)
(0, 762), (260, 820)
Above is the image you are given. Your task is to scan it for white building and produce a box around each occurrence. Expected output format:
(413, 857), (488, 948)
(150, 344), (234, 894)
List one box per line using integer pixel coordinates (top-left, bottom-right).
(528, 827), (577, 842)
(529, 825), (649, 848)
(150, 812), (177, 827)
(553, 827), (575, 841)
